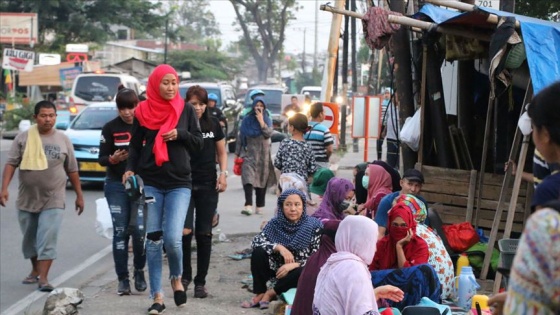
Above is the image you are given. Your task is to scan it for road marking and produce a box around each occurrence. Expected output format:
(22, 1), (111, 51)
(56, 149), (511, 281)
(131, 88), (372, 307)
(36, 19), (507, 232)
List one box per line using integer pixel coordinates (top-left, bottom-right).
(1, 245), (112, 315)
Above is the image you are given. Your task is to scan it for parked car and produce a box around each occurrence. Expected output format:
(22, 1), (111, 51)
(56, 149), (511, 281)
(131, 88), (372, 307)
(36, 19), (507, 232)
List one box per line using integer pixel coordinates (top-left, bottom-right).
(179, 82), (243, 152)
(70, 72), (141, 112)
(59, 102), (118, 182)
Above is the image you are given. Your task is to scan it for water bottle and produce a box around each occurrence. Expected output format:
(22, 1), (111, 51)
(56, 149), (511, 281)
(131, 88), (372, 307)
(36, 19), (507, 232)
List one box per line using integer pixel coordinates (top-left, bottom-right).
(454, 266), (480, 310)
(456, 253), (470, 287)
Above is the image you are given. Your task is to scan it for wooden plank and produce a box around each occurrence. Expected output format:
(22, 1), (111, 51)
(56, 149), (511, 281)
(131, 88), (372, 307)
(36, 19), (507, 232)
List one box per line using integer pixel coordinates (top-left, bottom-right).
(421, 165), (473, 178)
(523, 183), (534, 223)
(466, 169), (477, 222)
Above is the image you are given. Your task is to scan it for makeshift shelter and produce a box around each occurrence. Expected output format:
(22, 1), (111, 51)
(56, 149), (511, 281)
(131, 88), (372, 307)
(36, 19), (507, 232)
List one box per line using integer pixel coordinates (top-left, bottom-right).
(321, 1), (560, 288)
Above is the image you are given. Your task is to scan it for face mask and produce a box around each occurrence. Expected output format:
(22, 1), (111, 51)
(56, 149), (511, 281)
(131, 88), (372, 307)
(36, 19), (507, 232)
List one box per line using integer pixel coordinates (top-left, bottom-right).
(389, 226), (409, 241)
(362, 175), (369, 189)
(338, 201), (350, 212)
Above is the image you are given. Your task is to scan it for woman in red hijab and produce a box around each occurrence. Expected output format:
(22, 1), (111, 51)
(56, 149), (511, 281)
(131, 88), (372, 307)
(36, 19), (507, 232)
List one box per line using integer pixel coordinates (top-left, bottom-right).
(124, 64), (203, 314)
(369, 202), (441, 310)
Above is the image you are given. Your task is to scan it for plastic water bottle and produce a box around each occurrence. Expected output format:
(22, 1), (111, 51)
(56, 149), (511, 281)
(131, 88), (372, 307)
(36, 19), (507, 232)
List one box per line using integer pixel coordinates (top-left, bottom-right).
(454, 266), (480, 310)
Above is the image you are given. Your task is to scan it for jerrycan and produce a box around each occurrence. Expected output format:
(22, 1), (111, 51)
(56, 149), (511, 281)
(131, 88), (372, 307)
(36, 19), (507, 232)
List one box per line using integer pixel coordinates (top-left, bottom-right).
(453, 266), (480, 310)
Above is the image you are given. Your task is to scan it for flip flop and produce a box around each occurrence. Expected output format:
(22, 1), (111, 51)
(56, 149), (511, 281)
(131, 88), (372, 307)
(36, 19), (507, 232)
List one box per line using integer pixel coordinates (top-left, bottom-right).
(259, 301), (270, 309)
(38, 283), (55, 292)
(240, 298), (260, 308)
(22, 275), (39, 284)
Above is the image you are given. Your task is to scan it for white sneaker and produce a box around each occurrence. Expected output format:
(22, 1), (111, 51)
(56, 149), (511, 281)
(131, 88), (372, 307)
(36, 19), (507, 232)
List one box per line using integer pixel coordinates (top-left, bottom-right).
(241, 205), (253, 216)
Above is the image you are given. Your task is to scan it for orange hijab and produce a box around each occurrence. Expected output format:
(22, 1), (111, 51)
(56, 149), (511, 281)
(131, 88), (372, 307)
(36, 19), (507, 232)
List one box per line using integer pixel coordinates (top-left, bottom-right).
(135, 64), (184, 166)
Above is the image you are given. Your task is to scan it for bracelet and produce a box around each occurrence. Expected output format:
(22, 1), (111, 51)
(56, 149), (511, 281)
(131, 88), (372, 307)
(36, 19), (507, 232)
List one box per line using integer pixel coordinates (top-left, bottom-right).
(218, 170), (229, 177)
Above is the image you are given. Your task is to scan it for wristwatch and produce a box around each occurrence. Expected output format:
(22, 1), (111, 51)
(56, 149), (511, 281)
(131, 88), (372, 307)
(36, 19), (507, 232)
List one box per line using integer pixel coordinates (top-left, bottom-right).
(219, 170), (229, 177)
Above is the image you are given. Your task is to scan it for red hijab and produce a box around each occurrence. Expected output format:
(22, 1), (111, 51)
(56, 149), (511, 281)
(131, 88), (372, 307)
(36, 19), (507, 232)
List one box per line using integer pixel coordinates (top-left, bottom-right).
(370, 203), (428, 270)
(364, 164), (393, 210)
(135, 64), (184, 166)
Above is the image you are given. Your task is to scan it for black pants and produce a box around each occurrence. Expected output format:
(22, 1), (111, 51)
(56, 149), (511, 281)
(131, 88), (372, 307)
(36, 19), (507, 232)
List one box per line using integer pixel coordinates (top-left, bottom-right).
(251, 247), (303, 294)
(182, 181), (218, 286)
(386, 139), (399, 169)
(244, 184), (266, 207)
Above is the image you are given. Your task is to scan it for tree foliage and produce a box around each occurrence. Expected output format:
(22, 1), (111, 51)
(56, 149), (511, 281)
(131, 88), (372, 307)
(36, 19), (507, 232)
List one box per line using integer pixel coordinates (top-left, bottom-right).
(515, 0), (560, 20)
(229, 0), (299, 83)
(0, 0), (164, 51)
(166, 50), (241, 81)
(160, 0), (221, 45)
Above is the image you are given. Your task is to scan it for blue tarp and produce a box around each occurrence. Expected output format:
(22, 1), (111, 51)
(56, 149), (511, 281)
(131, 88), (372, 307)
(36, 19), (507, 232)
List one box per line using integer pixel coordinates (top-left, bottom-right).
(416, 4), (560, 94)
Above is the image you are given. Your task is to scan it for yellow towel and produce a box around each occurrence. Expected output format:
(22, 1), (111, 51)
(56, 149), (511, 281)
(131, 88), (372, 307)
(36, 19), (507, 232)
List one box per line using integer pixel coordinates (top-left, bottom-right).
(20, 124), (48, 171)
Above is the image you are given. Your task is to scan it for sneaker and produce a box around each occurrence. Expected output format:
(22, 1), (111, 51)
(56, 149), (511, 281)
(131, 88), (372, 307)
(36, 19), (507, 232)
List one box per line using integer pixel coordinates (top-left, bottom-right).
(255, 207), (264, 215)
(117, 279), (131, 296)
(147, 302), (166, 314)
(181, 278), (191, 291)
(134, 270), (147, 292)
(241, 205), (253, 216)
(194, 285), (208, 298)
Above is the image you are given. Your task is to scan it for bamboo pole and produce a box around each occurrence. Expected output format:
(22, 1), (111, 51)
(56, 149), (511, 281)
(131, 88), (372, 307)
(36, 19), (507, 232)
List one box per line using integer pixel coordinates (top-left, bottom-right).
(319, 5), (491, 41)
(418, 42), (428, 166)
(425, 0), (521, 28)
(323, 0), (346, 102)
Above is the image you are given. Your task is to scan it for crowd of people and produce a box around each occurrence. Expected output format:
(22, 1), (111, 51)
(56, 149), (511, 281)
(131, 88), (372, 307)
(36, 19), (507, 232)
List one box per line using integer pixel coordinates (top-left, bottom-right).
(1, 63), (558, 315)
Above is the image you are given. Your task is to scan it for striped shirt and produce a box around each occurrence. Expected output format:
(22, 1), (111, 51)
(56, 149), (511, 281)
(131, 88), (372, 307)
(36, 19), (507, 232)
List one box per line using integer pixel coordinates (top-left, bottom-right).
(304, 121), (334, 163)
(533, 149), (560, 188)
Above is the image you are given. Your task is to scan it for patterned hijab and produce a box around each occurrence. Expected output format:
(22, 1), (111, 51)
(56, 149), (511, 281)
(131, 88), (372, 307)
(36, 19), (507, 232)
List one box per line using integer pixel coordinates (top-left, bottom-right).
(312, 178), (355, 221)
(392, 194), (427, 224)
(262, 189), (323, 252)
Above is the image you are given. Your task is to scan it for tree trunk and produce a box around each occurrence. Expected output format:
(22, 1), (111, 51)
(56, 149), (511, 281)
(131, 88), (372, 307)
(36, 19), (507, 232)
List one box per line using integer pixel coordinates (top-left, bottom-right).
(257, 59), (269, 83)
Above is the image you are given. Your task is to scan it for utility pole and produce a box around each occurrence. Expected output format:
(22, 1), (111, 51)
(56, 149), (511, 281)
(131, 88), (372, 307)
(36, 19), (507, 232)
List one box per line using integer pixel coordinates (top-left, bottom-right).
(302, 28), (307, 74)
(342, 0), (350, 152)
(314, 0), (319, 70)
(323, 0), (345, 103)
(164, 17), (169, 64)
(350, 0), (358, 93)
(389, 0), (416, 171)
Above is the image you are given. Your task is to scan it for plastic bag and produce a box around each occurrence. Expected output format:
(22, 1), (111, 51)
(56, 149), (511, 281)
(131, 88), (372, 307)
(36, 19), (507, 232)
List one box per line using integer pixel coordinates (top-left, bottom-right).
(95, 197), (113, 239)
(400, 108), (421, 151)
(442, 222), (480, 252)
(233, 157), (244, 176)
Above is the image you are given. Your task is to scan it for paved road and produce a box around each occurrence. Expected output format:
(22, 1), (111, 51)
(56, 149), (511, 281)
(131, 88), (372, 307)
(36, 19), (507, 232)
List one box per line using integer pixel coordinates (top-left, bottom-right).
(0, 139), (285, 314)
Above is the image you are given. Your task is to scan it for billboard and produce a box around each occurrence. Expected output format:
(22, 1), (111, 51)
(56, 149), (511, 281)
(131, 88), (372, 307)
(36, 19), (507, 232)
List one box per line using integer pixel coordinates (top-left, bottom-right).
(59, 67), (83, 92)
(0, 13), (38, 45)
(2, 48), (35, 72)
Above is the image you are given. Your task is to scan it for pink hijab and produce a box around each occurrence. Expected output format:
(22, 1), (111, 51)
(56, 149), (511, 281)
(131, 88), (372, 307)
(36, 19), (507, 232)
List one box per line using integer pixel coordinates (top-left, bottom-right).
(313, 216), (380, 315)
(364, 164), (393, 210)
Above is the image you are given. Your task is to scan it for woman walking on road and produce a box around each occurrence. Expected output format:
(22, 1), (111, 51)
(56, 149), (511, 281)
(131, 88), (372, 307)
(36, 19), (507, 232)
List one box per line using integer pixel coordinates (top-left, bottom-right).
(124, 64), (203, 314)
(235, 97), (275, 216)
(99, 87), (146, 295)
(181, 85), (228, 299)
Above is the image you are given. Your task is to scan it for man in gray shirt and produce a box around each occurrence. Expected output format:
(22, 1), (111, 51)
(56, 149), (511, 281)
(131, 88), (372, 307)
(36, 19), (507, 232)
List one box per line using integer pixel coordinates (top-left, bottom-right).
(0, 101), (84, 292)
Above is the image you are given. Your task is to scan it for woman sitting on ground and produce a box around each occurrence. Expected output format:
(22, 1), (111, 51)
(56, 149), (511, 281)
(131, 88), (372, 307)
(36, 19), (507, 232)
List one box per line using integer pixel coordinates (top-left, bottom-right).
(313, 216), (404, 315)
(242, 189), (323, 310)
(311, 177), (355, 222)
(307, 168), (335, 213)
(395, 194), (454, 300)
(358, 164), (393, 219)
(370, 202), (441, 309)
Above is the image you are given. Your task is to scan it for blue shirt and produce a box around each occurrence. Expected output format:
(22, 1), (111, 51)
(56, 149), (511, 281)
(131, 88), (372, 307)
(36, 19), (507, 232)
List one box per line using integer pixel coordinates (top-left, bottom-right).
(374, 191), (428, 230)
(531, 172), (560, 210)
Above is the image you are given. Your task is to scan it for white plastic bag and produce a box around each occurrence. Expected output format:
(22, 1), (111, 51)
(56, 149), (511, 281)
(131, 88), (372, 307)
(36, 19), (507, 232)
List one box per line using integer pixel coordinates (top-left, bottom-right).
(400, 108), (421, 151)
(95, 197), (113, 239)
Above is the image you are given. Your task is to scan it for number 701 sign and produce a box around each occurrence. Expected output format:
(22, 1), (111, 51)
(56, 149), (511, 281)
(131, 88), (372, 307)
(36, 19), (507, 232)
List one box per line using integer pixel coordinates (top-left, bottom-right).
(478, 0), (500, 9)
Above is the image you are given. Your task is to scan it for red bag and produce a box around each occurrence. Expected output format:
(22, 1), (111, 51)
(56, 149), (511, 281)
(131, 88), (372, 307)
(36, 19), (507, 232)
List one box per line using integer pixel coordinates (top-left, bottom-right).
(233, 157), (244, 176)
(442, 222), (480, 252)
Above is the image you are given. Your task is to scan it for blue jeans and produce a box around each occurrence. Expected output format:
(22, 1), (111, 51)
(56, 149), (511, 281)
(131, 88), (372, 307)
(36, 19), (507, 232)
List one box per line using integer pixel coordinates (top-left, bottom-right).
(104, 179), (146, 281)
(144, 185), (191, 297)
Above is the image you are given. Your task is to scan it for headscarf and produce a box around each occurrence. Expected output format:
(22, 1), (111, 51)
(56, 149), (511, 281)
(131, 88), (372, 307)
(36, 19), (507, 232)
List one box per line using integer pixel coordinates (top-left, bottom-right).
(312, 178), (355, 221)
(314, 216), (380, 315)
(261, 189), (323, 252)
(292, 220), (341, 315)
(239, 97), (272, 148)
(372, 160), (402, 192)
(364, 164), (393, 210)
(309, 167), (335, 196)
(134, 64), (184, 166)
(354, 162), (369, 204)
(371, 203), (428, 270)
(393, 194), (427, 224)
(277, 173), (311, 203)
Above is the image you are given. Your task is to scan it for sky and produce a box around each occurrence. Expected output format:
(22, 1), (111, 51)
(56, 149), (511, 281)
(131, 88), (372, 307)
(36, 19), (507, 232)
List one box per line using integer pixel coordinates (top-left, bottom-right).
(208, 0), (348, 55)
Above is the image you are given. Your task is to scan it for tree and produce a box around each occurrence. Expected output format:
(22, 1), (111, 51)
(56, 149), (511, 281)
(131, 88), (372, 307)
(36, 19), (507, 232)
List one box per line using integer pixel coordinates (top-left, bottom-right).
(516, 0), (560, 20)
(162, 0), (221, 45)
(166, 50), (241, 81)
(229, 0), (299, 83)
(0, 0), (164, 51)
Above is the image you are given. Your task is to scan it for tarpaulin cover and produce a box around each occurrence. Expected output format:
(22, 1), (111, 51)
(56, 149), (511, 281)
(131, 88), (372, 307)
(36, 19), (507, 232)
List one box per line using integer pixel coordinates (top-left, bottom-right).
(415, 4), (560, 94)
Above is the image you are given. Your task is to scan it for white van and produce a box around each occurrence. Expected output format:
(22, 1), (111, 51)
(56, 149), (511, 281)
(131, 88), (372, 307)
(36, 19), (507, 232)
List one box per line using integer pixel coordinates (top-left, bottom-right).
(300, 86), (322, 101)
(70, 72), (141, 111)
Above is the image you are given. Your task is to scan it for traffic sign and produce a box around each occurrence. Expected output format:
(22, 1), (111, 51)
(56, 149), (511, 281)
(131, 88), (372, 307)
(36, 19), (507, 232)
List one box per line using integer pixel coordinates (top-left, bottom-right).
(320, 102), (339, 135)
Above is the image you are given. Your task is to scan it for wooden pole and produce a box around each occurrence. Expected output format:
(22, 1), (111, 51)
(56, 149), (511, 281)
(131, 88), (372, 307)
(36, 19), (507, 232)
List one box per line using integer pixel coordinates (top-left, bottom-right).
(323, 0), (346, 103)
(418, 42), (428, 166)
(480, 81), (532, 280)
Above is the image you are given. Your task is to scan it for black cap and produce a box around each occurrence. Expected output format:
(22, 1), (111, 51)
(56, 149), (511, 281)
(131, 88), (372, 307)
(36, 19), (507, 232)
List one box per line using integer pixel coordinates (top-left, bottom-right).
(402, 169), (424, 184)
